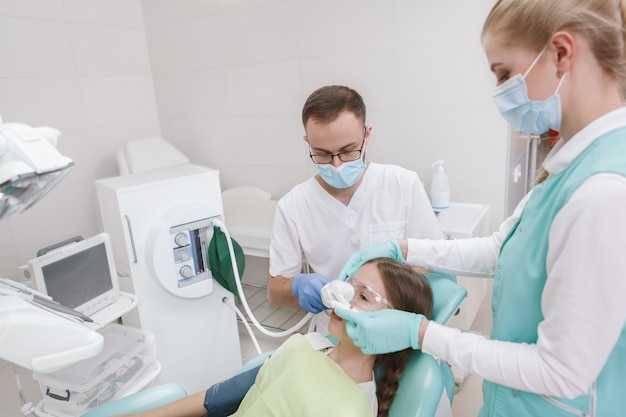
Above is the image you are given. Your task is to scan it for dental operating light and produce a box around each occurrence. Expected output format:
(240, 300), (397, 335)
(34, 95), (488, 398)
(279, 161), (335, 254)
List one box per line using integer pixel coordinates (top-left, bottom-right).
(0, 115), (103, 373)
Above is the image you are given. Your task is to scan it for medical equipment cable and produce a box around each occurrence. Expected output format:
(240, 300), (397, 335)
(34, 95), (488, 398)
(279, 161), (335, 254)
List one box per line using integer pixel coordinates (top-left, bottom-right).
(211, 219), (313, 338)
(12, 364), (41, 417)
(222, 297), (263, 356)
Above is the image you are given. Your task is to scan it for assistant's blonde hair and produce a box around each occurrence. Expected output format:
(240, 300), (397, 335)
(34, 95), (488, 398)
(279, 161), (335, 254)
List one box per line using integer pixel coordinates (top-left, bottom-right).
(482, 0), (626, 97)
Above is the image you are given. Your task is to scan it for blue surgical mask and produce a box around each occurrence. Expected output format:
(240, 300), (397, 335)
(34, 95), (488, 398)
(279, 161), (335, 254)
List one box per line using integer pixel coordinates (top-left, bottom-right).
(317, 157), (366, 189)
(493, 47), (566, 135)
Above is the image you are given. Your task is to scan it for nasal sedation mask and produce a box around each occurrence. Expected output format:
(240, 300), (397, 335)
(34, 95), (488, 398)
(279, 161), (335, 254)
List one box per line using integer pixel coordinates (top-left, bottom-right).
(321, 280), (357, 311)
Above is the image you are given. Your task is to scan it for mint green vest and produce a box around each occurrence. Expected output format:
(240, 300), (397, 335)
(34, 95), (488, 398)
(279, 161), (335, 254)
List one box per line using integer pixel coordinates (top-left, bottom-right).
(480, 127), (626, 417)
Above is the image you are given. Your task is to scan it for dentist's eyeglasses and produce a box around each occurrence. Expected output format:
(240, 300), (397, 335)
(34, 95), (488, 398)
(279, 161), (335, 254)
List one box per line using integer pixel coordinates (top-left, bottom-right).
(308, 127), (366, 165)
(347, 276), (393, 312)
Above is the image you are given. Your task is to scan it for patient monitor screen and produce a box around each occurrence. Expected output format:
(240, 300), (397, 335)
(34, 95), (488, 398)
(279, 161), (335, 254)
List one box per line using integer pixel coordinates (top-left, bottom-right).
(41, 243), (113, 309)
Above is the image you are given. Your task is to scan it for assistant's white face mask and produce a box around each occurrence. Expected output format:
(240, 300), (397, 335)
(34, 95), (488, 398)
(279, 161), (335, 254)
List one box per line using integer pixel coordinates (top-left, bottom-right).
(492, 46), (566, 135)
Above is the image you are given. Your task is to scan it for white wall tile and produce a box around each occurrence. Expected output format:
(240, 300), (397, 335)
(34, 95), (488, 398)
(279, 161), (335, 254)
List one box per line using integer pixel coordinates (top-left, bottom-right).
(64, 0), (144, 26)
(393, 42), (493, 111)
(68, 23), (152, 76)
(160, 116), (235, 169)
(0, 17), (75, 77)
(0, 222), (18, 269)
(218, 0), (292, 13)
(79, 76), (159, 128)
(145, 17), (223, 74)
(0, 78), (87, 131)
(140, 0), (221, 27)
(300, 50), (394, 114)
(392, 0), (493, 48)
(394, 107), (506, 172)
(52, 127), (94, 186)
(219, 2), (298, 66)
(0, 0), (64, 19)
(55, 122), (162, 185)
(7, 181), (102, 266)
(360, 110), (395, 164)
(225, 60), (301, 116)
(296, 0), (393, 57)
(153, 69), (229, 120)
(229, 114), (303, 166)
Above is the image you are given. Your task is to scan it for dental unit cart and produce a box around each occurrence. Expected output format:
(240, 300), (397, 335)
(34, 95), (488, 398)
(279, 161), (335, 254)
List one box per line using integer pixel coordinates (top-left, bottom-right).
(95, 164), (242, 395)
(16, 233), (158, 417)
(34, 324), (159, 417)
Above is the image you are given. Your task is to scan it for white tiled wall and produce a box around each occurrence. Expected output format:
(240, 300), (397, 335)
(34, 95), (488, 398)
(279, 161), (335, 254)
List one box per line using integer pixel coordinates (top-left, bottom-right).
(0, 1), (507, 415)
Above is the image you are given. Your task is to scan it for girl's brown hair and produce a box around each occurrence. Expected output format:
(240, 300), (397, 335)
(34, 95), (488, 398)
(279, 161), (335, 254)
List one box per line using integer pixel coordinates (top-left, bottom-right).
(365, 258), (433, 417)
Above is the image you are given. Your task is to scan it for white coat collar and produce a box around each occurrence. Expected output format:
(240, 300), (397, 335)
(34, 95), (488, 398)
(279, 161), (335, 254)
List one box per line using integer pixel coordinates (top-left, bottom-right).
(543, 106), (626, 176)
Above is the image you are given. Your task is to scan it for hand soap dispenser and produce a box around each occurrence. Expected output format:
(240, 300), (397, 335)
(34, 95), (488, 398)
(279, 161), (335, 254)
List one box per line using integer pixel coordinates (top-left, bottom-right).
(430, 160), (450, 211)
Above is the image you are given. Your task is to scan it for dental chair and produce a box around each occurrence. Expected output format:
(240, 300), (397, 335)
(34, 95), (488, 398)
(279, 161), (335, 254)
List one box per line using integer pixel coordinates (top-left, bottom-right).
(81, 271), (466, 417)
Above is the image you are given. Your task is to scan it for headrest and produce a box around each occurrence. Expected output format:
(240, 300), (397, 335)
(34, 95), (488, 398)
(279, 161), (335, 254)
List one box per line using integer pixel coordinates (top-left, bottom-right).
(116, 137), (189, 175)
(423, 271), (467, 324)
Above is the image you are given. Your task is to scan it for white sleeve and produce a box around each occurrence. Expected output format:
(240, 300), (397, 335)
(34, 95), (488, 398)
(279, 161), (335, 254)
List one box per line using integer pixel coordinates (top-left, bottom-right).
(268, 198), (303, 278)
(405, 192), (531, 277)
(422, 174), (626, 398)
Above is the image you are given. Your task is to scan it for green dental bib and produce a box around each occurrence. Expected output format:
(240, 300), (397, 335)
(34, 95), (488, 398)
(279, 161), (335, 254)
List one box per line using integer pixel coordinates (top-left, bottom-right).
(232, 334), (374, 417)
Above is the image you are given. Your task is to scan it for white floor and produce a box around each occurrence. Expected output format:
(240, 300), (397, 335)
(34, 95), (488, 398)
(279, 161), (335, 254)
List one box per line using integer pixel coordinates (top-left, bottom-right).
(237, 282), (493, 417)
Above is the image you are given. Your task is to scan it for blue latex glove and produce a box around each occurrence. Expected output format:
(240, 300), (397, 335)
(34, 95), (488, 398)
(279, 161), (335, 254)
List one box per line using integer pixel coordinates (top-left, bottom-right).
(292, 273), (333, 313)
(338, 239), (405, 281)
(334, 308), (424, 354)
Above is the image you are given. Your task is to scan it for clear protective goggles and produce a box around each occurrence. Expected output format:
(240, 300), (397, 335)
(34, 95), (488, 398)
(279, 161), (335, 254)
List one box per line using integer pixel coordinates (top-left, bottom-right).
(347, 276), (393, 312)
(321, 277), (393, 313)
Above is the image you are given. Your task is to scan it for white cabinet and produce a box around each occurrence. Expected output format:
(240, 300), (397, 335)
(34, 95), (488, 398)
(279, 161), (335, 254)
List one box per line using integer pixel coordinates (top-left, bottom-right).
(436, 202), (491, 331)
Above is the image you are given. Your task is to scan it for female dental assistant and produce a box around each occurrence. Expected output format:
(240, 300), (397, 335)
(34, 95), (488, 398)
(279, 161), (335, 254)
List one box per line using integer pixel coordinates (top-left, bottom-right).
(336, 1), (626, 416)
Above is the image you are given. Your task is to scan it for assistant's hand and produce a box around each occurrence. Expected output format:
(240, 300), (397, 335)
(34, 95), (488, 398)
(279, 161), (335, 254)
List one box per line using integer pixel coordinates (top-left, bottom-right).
(334, 308), (424, 354)
(292, 273), (333, 313)
(338, 240), (405, 281)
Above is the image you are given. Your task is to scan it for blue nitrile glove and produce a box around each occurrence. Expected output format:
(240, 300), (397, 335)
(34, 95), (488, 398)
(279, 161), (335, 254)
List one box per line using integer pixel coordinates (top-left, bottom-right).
(292, 273), (333, 313)
(338, 239), (405, 281)
(334, 308), (424, 354)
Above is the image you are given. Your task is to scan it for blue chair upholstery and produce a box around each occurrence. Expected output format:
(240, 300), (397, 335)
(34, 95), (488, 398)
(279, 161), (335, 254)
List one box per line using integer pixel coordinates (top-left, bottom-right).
(80, 382), (187, 417)
(82, 271), (466, 417)
(424, 271), (467, 326)
(388, 271), (466, 416)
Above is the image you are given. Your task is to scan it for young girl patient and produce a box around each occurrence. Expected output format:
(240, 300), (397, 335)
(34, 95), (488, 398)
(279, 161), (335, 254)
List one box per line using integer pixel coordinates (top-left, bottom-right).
(117, 258), (433, 417)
